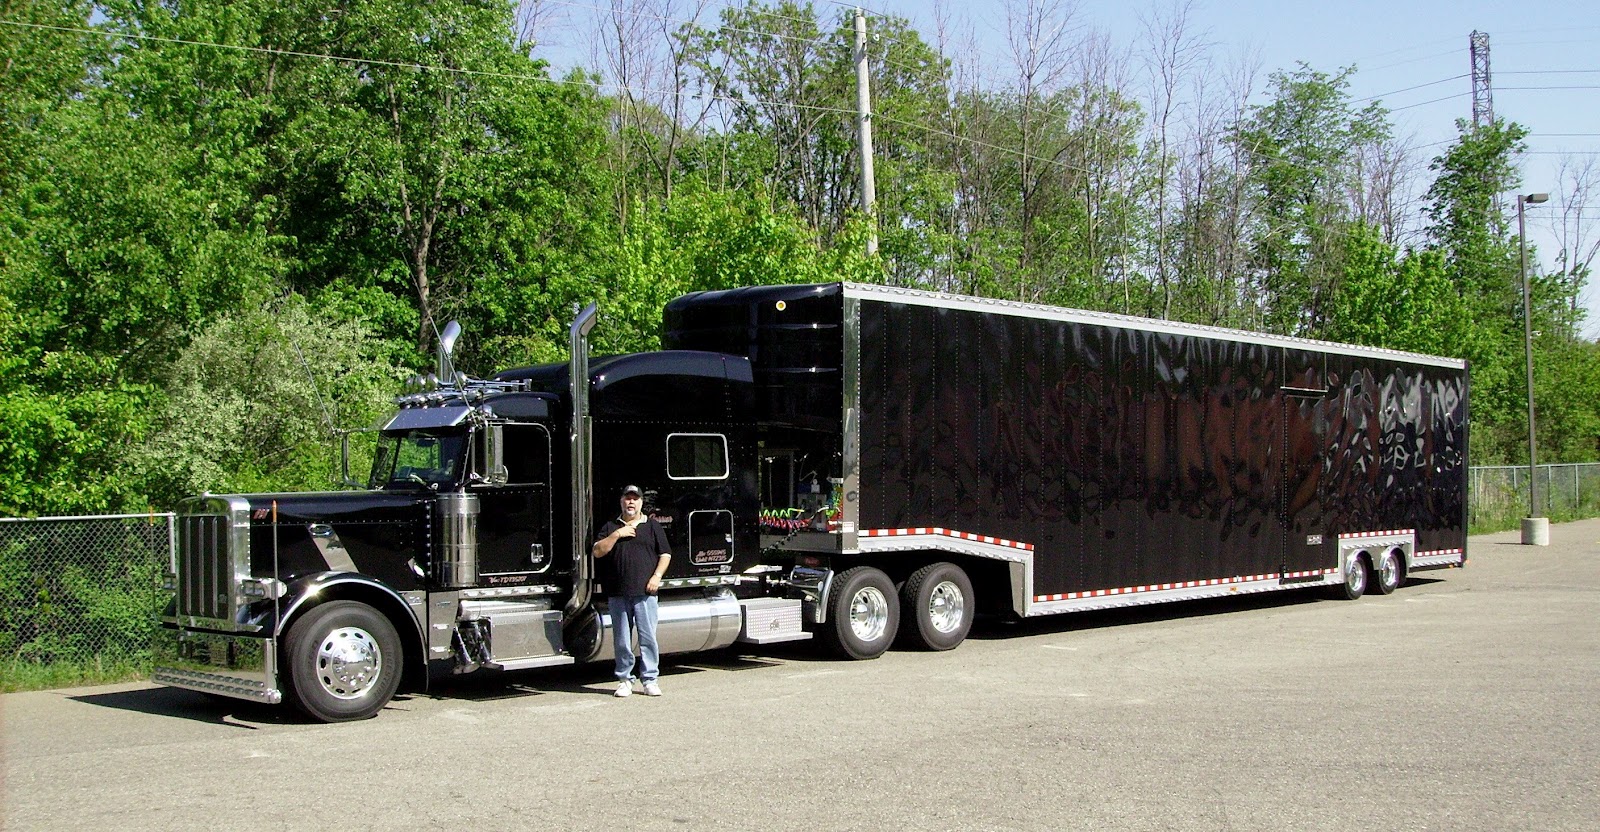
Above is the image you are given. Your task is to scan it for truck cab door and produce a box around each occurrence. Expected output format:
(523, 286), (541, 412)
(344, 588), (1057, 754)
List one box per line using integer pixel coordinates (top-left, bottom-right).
(472, 423), (556, 585)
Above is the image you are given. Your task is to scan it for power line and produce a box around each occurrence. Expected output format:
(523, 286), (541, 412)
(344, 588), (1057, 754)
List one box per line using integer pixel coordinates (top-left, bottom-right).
(875, 113), (1095, 178)
(1, 14), (1075, 184)
(1365, 48), (1463, 73)
(7, 15), (1584, 248)
(540, 0), (839, 51)
(1501, 85), (1600, 91)
(1496, 39), (1600, 48)
(1498, 25), (1600, 36)
(1388, 91), (1469, 112)
(1353, 74), (1466, 104)
(1347, 36), (1462, 65)
(0, 18), (860, 118)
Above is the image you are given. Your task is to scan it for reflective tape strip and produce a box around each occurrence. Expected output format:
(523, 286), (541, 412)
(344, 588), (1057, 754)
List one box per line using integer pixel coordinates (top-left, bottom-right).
(1338, 529), (1416, 539)
(1033, 569), (1336, 602)
(859, 527), (1034, 551)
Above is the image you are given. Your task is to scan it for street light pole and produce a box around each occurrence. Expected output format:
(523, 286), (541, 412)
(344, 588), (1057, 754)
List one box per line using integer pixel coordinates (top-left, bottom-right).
(1518, 191), (1549, 545)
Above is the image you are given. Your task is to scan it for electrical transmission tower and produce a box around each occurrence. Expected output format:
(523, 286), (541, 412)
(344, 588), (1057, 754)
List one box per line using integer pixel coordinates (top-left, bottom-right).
(1470, 30), (1493, 129)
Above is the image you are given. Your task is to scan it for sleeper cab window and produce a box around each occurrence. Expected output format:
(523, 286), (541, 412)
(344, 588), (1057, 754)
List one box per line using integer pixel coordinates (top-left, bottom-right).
(667, 433), (729, 480)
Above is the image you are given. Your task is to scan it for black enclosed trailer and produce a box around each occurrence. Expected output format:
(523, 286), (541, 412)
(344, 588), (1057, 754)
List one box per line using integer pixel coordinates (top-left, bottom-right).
(154, 282), (1467, 720)
(664, 282), (1467, 654)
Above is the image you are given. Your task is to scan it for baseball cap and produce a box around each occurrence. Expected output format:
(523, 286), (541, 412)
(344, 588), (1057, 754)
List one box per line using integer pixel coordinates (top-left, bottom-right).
(621, 484), (642, 497)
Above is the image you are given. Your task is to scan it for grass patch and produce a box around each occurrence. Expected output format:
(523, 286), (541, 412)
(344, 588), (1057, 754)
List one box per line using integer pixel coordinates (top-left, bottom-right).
(1470, 474), (1600, 535)
(0, 656), (152, 693)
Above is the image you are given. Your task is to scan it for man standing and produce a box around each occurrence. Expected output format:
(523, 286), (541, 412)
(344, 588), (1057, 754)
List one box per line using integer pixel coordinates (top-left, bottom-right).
(593, 485), (672, 697)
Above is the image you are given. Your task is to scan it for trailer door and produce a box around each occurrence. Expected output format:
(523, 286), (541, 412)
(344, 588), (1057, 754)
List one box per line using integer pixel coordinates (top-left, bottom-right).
(1281, 349), (1329, 575)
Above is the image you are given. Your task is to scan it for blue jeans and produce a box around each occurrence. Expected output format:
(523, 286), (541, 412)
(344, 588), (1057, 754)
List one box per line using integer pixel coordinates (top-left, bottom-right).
(609, 595), (660, 683)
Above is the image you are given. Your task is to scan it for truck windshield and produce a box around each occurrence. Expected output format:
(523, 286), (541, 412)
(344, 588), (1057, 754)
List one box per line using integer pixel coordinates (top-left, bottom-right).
(370, 430), (468, 489)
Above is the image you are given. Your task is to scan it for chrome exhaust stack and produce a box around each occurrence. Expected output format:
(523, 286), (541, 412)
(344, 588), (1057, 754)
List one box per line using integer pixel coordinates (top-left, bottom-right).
(564, 304), (599, 622)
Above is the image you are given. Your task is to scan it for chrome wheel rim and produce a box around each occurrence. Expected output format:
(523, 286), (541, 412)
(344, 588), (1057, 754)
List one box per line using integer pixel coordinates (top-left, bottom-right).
(928, 580), (966, 634)
(1347, 558), (1367, 595)
(1379, 552), (1399, 590)
(315, 626), (383, 700)
(848, 586), (890, 643)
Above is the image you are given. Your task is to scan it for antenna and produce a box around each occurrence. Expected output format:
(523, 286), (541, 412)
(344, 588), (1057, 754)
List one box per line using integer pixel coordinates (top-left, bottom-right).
(1469, 30), (1493, 130)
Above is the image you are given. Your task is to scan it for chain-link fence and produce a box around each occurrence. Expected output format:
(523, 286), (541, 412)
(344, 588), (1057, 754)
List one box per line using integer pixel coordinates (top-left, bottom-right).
(1469, 463), (1600, 531)
(1, 466), (1597, 686)
(0, 513), (172, 685)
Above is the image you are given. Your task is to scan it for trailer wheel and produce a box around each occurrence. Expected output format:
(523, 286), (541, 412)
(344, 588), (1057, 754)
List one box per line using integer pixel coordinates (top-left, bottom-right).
(897, 562), (974, 651)
(283, 601), (402, 722)
(1373, 549), (1405, 595)
(1333, 553), (1368, 601)
(821, 567), (900, 660)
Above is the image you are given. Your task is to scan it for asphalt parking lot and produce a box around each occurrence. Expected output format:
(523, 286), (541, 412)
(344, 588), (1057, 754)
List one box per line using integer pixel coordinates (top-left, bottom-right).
(4, 520), (1598, 831)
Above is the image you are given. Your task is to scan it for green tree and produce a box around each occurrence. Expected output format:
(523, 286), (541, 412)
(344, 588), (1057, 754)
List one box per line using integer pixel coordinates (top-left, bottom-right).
(1420, 120), (1530, 461)
(131, 297), (399, 505)
(1320, 224), (1468, 356)
(1231, 64), (1388, 336)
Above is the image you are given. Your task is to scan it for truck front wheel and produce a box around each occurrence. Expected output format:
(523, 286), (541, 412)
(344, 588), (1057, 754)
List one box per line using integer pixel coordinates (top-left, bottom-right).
(284, 601), (402, 722)
(898, 562), (974, 651)
(821, 567), (899, 660)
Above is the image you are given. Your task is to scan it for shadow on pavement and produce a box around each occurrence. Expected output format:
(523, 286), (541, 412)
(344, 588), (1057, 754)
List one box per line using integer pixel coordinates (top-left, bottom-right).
(67, 685), (303, 727)
(968, 575), (1449, 641)
(67, 574), (1461, 718)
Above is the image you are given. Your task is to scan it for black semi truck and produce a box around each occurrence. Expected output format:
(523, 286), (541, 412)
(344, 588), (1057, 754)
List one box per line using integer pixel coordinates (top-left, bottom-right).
(155, 283), (1468, 721)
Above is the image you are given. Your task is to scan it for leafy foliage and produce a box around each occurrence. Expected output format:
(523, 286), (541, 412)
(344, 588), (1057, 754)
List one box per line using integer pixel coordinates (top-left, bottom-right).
(0, 0), (1597, 522)
(130, 297), (400, 507)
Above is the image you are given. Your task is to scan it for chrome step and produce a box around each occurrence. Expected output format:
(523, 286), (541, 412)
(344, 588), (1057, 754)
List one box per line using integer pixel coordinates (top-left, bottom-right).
(486, 655), (576, 671)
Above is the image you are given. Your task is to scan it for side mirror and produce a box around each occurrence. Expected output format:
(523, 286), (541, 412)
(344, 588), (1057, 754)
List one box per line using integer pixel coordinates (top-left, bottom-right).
(340, 431), (363, 489)
(480, 424), (509, 485)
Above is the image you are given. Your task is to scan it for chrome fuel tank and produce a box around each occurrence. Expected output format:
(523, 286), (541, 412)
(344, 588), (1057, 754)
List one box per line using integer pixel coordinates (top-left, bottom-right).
(568, 587), (742, 663)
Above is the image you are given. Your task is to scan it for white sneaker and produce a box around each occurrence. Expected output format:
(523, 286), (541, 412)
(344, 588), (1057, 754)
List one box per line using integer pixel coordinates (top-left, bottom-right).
(642, 680), (662, 697)
(614, 680), (634, 697)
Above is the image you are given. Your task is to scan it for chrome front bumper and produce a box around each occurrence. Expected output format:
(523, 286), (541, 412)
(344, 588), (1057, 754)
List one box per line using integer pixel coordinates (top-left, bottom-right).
(151, 627), (282, 705)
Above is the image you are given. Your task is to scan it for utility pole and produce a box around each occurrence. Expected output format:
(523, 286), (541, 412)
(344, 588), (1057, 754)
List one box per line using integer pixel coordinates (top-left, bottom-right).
(854, 7), (878, 256)
(1469, 30), (1493, 130)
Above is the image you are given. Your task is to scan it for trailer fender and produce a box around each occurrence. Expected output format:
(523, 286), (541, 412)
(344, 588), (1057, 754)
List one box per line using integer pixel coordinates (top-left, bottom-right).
(1335, 532), (1415, 587)
(856, 530), (1035, 617)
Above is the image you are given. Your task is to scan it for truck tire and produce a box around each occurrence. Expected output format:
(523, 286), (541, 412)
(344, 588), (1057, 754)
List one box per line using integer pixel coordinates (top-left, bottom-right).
(1373, 549), (1405, 595)
(283, 601), (402, 722)
(820, 566), (899, 660)
(897, 562), (974, 651)
(1332, 553), (1368, 601)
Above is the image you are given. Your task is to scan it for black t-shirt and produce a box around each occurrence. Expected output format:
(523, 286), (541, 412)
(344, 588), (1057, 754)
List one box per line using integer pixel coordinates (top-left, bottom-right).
(596, 516), (671, 597)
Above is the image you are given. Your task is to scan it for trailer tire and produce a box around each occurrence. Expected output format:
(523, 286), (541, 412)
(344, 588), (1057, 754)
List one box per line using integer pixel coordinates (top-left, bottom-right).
(283, 601), (402, 722)
(897, 562), (974, 651)
(1373, 549), (1405, 595)
(820, 566), (899, 660)
(1332, 553), (1368, 601)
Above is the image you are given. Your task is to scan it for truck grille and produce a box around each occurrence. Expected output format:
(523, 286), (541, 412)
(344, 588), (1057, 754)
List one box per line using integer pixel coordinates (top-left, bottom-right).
(177, 513), (235, 621)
